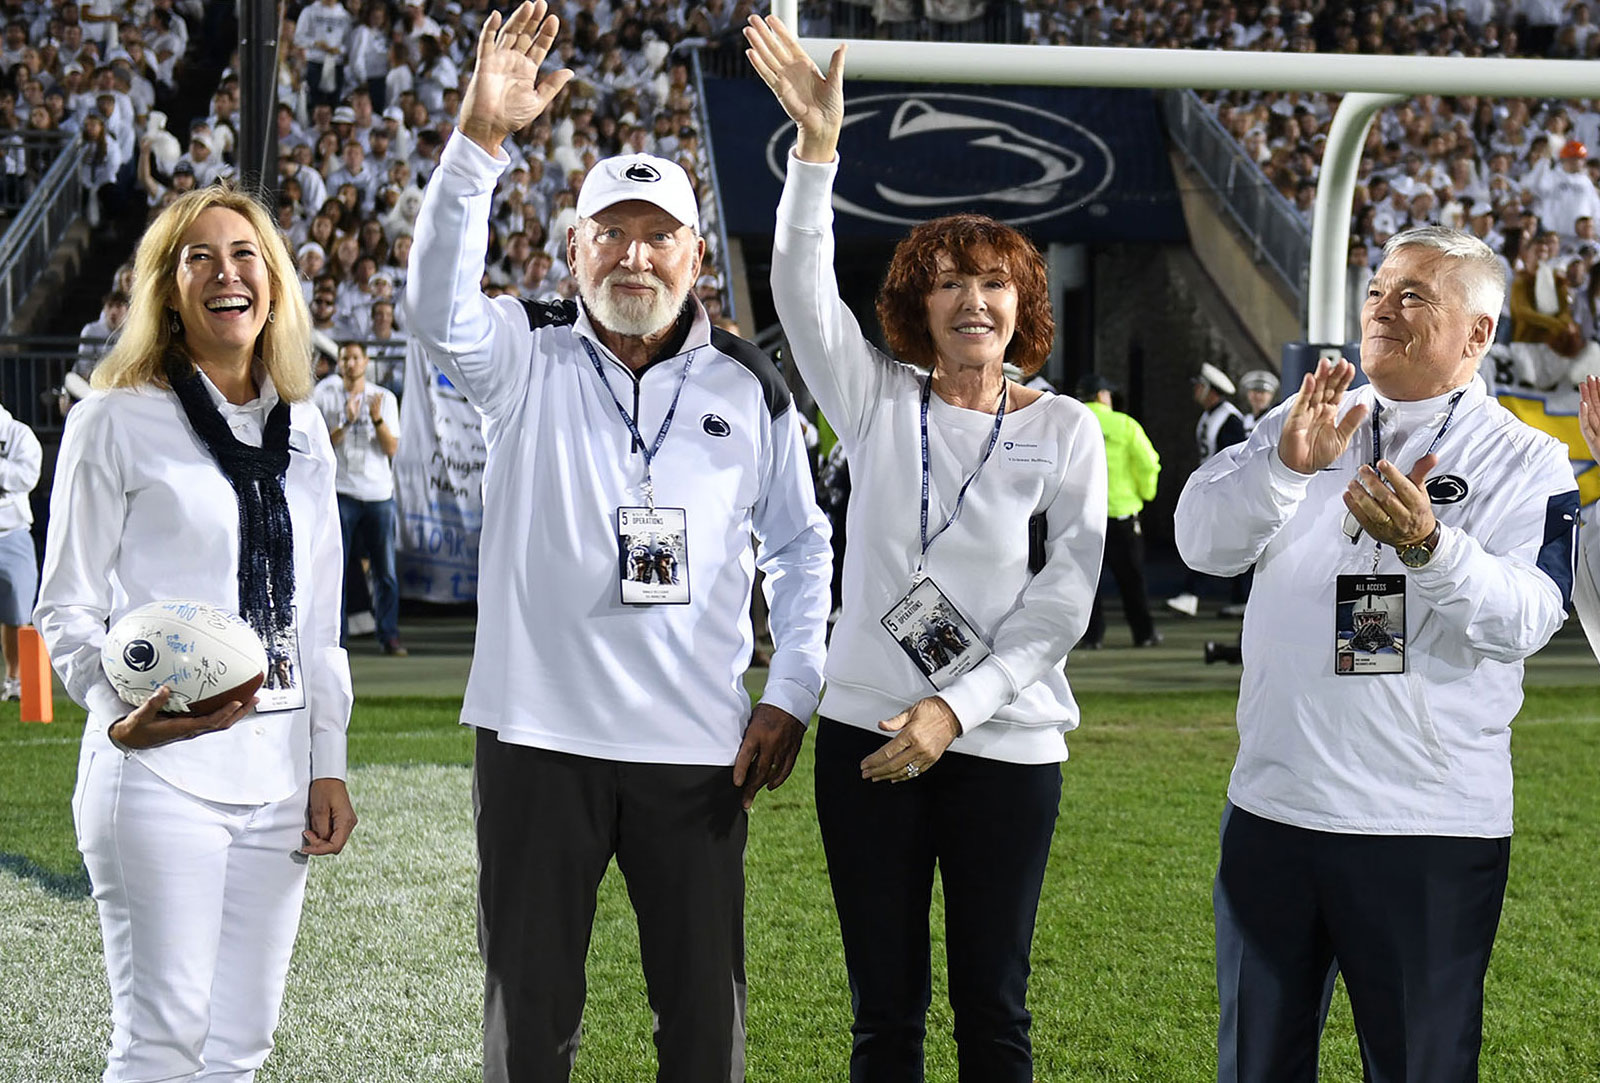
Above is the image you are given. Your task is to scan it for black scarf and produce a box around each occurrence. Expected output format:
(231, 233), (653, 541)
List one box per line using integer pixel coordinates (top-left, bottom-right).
(163, 352), (296, 648)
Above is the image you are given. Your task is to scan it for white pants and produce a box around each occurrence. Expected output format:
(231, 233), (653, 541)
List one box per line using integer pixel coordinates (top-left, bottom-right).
(73, 749), (310, 1083)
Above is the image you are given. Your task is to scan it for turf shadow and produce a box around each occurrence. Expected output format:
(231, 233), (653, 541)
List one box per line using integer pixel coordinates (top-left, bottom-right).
(0, 851), (90, 899)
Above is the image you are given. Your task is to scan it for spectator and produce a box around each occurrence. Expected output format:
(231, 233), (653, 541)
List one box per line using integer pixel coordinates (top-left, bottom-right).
(76, 289), (129, 384)
(176, 127), (224, 186)
(325, 139), (377, 210)
(78, 110), (123, 226)
(296, 242), (326, 301)
(309, 286), (348, 340)
(0, 397), (40, 702)
(347, 5), (392, 110)
(293, 0), (350, 110)
(316, 340), (405, 655)
(1525, 138), (1600, 239)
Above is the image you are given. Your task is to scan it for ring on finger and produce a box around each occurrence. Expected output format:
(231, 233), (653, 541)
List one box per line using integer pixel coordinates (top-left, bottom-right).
(904, 762), (921, 779)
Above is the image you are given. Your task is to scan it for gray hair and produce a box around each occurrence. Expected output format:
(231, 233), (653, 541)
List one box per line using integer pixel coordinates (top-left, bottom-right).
(1382, 226), (1506, 343)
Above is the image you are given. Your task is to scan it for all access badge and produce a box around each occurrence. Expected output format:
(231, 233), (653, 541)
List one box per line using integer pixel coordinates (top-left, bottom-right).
(1334, 575), (1406, 675)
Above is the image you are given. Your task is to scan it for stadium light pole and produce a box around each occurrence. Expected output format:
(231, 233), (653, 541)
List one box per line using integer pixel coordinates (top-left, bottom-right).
(766, 10), (1600, 344)
(237, 0), (280, 207)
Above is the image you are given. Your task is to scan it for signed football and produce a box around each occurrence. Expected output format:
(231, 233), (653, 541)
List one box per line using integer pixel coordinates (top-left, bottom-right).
(101, 600), (268, 715)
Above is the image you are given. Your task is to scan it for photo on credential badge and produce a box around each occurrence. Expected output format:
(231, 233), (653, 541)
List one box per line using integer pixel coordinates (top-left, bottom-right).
(881, 578), (991, 690)
(257, 607), (308, 712)
(617, 506), (691, 605)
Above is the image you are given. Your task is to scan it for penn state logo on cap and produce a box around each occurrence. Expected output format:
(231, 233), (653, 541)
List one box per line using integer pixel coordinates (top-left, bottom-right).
(123, 640), (158, 672)
(1426, 475), (1469, 504)
(576, 153), (700, 232)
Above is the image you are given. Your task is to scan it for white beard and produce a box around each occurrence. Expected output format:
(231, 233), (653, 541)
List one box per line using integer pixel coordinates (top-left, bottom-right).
(581, 269), (685, 339)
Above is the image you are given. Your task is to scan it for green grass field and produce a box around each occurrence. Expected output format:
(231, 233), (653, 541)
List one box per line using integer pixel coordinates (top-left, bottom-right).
(3, 673), (1599, 1081)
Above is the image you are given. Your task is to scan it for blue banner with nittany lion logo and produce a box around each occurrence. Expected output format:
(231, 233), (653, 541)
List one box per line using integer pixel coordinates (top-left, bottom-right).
(704, 78), (1187, 244)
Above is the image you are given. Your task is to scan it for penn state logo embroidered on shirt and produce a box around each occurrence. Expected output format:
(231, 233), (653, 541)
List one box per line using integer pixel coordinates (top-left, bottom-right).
(625, 163), (662, 183)
(123, 640), (158, 672)
(1426, 475), (1469, 504)
(701, 413), (731, 437)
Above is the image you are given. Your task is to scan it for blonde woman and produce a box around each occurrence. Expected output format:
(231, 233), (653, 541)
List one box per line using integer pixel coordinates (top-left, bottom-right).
(35, 184), (355, 1082)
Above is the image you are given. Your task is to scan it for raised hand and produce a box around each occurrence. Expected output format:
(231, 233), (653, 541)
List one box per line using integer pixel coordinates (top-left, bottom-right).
(459, 1), (574, 155)
(743, 14), (846, 164)
(1581, 375), (1600, 463)
(1278, 357), (1368, 475)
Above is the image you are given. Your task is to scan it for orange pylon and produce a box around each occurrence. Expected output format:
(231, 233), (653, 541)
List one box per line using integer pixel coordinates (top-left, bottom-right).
(19, 625), (51, 723)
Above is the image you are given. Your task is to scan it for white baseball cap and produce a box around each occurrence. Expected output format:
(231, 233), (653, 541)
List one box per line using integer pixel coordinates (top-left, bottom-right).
(576, 154), (699, 232)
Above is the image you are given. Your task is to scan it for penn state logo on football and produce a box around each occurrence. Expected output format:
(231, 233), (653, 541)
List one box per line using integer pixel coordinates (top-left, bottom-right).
(624, 163), (662, 183)
(702, 413), (731, 437)
(122, 640), (158, 672)
(1426, 475), (1469, 504)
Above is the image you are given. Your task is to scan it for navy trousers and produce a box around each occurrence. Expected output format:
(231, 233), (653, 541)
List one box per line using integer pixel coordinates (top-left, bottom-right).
(814, 719), (1061, 1083)
(473, 731), (748, 1083)
(1215, 803), (1509, 1083)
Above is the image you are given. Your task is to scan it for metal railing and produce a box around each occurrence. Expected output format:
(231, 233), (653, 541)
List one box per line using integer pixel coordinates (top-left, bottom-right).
(0, 130), (75, 212)
(1161, 88), (1309, 308)
(0, 140), (90, 334)
(0, 336), (85, 435)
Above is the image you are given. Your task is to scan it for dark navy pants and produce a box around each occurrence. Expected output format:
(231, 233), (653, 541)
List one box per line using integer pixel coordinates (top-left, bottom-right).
(337, 494), (399, 647)
(814, 719), (1061, 1083)
(1215, 803), (1509, 1083)
(474, 731), (748, 1083)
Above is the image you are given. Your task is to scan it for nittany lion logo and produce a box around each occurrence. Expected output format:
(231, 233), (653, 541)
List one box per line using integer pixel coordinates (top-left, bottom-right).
(624, 163), (662, 183)
(122, 640), (158, 672)
(1426, 475), (1469, 504)
(701, 413), (731, 437)
(767, 93), (1114, 226)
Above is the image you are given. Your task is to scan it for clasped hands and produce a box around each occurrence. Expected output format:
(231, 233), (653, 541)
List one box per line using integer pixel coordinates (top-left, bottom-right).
(1279, 358), (1437, 550)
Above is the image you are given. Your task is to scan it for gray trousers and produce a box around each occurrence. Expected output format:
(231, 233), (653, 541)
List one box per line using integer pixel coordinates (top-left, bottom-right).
(473, 729), (748, 1083)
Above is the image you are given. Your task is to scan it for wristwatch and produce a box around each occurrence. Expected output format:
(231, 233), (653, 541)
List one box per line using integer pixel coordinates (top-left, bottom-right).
(1396, 523), (1442, 568)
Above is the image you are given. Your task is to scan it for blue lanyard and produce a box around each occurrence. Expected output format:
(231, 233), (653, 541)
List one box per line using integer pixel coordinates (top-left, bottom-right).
(917, 375), (1007, 578)
(580, 337), (696, 508)
(1370, 388), (1465, 469)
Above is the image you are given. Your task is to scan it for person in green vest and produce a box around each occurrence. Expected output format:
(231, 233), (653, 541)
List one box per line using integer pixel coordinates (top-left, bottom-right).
(1079, 374), (1163, 648)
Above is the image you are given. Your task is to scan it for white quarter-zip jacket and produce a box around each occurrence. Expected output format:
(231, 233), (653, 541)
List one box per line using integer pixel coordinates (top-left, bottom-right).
(1176, 377), (1580, 836)
(405, 132), (831, 764)
(36, 374), (352, 805)
(772, 152), (1107, 764)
